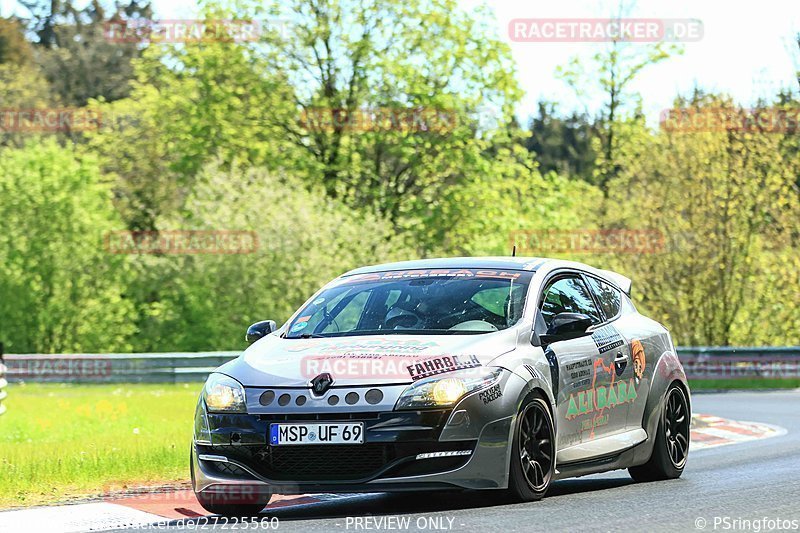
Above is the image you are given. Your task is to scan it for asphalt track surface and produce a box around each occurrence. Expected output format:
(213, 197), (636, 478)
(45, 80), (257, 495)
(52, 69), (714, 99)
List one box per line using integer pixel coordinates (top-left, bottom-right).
(105, 390), (800, 533)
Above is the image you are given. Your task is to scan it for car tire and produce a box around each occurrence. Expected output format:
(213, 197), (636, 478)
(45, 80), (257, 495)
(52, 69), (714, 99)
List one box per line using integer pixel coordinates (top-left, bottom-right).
(629, 383), (690, 482)
(506, 392), (556, 502)
(190, 449), (271, 516)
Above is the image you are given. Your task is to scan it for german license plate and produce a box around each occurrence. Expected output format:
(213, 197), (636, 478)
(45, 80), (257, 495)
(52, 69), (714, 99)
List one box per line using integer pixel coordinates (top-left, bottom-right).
(270, 422), (364, 445)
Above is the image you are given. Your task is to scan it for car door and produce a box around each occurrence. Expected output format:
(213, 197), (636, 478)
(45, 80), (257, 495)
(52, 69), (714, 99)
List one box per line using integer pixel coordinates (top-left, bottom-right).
(538, 273), (617, 450)
(584, 275), (642, 432)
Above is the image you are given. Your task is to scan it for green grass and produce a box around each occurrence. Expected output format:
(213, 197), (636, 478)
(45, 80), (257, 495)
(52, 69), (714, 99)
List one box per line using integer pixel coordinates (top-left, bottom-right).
(0, 383), (200, 509)
(689, 378), (800, 390)
(2, 378), (798, 509)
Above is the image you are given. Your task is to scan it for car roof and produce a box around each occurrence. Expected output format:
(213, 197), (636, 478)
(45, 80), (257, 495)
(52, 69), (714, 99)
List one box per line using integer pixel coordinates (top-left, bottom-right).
(341, 256), (632, 295)
(342, 256), (548, 276)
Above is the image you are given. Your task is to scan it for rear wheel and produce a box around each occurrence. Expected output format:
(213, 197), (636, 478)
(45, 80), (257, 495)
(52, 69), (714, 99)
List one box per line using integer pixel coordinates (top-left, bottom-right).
(507, 393), (555, 502)
(629, 384), (690, 482)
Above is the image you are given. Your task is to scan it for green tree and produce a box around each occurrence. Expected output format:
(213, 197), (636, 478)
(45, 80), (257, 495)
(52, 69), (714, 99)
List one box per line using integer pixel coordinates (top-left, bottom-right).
(0, 17), (52, 148)
(0, 17), (32, 65)
(605, 97), (800, 346)
(236, 0), (524, 251)
(0, 140), (136, 353)
(526, 102), (597, 184)
(126, 161), (413, 351)
(556, 2), (680, 191)
(85, 25), (300, 230)
(19, 0), (151, 105)
(90, 0), (537, 255)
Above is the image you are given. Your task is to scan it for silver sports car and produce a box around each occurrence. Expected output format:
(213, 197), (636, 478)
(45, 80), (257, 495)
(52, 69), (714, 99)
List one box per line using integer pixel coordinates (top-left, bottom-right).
(191, 257), (690, 514)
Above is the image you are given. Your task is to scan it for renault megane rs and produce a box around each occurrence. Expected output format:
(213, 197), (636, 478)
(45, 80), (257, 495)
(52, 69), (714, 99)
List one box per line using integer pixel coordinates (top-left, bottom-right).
(191, 257), (690, 515)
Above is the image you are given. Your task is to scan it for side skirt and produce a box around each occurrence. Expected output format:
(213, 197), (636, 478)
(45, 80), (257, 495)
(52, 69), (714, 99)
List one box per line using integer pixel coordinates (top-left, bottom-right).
(554, 428), (647, 479)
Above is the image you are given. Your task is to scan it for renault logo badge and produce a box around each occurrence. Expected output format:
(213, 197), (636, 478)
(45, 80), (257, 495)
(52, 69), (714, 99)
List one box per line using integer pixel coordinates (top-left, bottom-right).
(310, 373), (334, 395)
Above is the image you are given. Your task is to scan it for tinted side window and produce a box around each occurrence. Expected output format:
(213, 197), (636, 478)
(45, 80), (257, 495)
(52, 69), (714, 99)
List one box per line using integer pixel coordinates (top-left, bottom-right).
(540, 276), (602, 327)
(586, 277), (622, 320)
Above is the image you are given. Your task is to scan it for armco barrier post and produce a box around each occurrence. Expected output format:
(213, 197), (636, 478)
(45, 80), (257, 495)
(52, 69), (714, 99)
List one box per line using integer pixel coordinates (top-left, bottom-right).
(0, 342), (7, 416)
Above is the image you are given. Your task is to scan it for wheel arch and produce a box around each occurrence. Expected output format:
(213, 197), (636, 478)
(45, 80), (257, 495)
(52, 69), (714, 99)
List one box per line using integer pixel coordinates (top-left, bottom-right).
(631, 348), (690, 466)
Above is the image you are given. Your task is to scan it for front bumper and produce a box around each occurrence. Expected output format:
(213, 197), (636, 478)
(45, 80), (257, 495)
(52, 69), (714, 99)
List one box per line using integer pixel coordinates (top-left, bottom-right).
(192, 372), (526, 494)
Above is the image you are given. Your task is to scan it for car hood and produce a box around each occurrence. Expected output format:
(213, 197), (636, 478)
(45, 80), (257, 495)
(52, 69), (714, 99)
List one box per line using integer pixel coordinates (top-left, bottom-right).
(219, 330), (519, 387)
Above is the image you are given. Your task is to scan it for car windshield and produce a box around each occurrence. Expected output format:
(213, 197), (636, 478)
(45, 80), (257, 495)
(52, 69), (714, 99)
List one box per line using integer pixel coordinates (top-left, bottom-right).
(284, 269), (534, 338)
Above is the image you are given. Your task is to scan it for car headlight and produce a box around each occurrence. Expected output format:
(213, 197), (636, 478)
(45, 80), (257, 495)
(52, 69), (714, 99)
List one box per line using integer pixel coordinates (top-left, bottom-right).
(203, 373), (246, 413)
(396, 367), (504, 409)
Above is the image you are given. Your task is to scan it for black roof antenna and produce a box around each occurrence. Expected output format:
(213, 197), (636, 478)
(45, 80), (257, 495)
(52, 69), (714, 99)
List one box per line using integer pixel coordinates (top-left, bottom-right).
(511, 244), (516, 257)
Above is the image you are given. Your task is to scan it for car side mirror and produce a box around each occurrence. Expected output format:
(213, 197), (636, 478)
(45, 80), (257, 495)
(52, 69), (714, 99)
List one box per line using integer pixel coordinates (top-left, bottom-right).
(540, 313), (593, 345)
(246, 320), (277, 345)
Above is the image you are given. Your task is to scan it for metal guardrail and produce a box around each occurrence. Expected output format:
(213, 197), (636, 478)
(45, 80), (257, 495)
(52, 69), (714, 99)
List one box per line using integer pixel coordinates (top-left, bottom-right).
(0, 343), (7, 415)
(679, 346), (800, 380)
(0, 347), (798, 384)
(3, 351), (239, 383)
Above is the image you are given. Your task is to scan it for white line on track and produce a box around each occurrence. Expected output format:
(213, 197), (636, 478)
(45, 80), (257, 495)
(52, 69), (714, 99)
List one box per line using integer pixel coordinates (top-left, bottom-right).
(0, 502), (165, 533)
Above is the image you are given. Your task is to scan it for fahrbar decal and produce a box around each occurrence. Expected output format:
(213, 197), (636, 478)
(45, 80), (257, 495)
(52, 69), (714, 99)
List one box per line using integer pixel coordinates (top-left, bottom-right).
(631, 339), (646, 383)
(591, 324), (625, 354)
(478, 384), (502, 404)
(407, 354), (481, 381)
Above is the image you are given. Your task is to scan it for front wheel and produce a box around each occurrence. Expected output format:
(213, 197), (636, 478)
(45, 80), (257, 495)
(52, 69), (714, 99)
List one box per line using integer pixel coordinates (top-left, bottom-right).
(629, 384), (690, 482)
(507, 393), (556, 502)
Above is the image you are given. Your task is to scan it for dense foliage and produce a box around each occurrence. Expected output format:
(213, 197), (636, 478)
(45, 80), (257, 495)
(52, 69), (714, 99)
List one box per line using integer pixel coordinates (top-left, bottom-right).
(0, 1), (798, 352)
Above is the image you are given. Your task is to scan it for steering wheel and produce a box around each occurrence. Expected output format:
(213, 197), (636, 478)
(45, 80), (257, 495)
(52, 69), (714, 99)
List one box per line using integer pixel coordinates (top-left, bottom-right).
(435, 308), (503, 329)
(384, 307), (424, 330)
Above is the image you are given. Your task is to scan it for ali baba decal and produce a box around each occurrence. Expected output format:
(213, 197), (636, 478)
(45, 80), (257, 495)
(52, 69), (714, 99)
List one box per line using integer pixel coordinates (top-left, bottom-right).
(566, 339), (647, 438)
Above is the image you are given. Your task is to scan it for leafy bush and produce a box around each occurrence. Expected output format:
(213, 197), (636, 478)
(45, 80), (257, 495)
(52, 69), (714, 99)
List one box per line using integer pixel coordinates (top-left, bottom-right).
(0, 141), (136, 353)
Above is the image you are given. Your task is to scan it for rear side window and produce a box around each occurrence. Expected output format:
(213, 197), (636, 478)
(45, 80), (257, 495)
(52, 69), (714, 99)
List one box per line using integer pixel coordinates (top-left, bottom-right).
(540, 276), (602, 327)
(586, 277), (622, 320)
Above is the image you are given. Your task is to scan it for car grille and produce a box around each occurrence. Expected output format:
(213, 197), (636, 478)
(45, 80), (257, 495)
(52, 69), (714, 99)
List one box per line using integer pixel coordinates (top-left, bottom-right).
(209, 460), (252, 478)
(269, 444), (391, 480)
(197, 439), (476, 482)
(200, 443), (394, 481)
